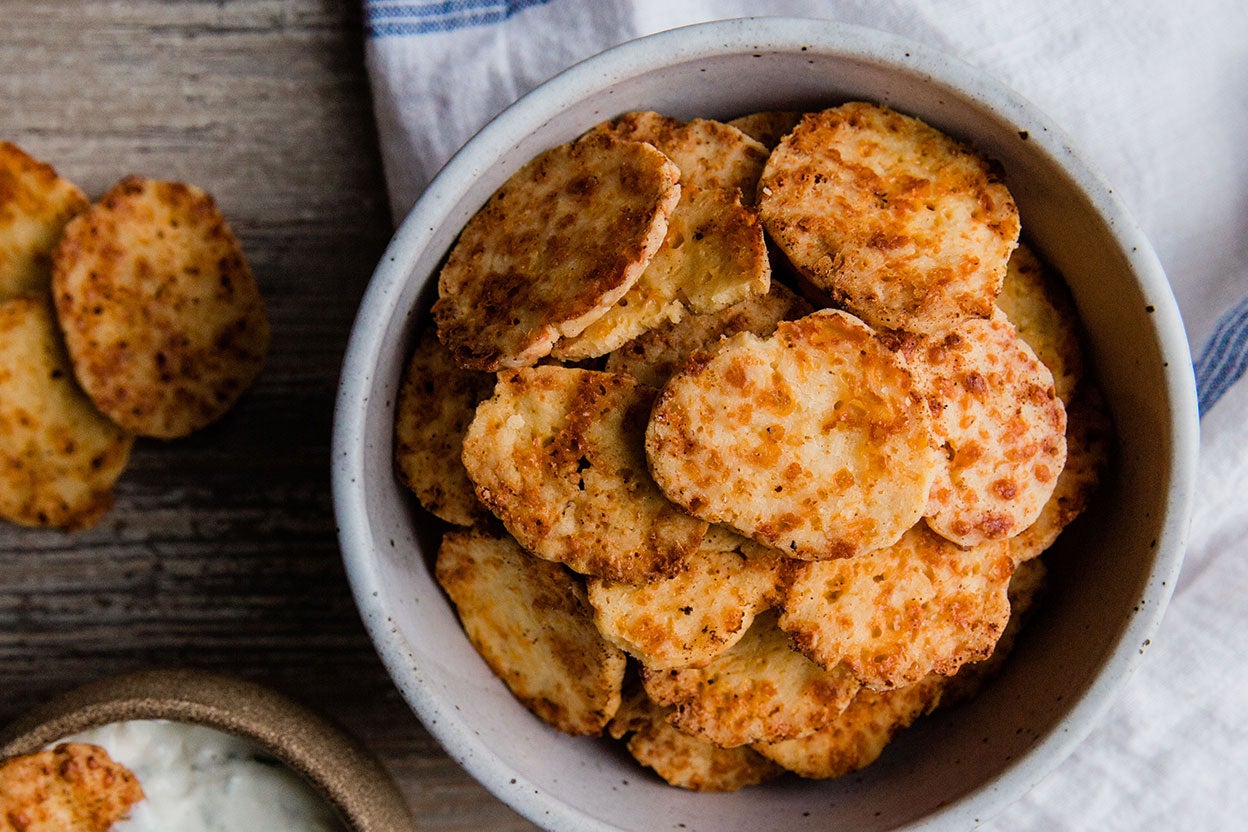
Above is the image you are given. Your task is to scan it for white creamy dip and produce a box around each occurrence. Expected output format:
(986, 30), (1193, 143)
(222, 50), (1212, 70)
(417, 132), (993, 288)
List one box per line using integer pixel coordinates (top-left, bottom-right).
(60, 720), (346, 832)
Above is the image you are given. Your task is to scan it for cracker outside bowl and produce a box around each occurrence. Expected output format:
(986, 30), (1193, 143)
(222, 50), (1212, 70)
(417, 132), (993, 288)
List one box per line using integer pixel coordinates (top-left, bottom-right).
(0, 668), (416, 832)
(332, 17), (1198, 832)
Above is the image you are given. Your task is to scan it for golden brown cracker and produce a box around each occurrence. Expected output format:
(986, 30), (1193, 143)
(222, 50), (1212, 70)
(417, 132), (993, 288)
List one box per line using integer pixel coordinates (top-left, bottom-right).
(604, 281), (812, 388)
(394, 328), (494, 525)
(462, 366), (706, 582)
(758, 102), (1019, 334)
(940, 556), (1048, 706)
(587, 533), (781, 670)
(754, 673), (944, 779)
(432, 133), (680, 370)
(641, 611), (860, 748)
(908, 309), (1067, 548)
(997, 242), (1084, 404)
(52, 176), (269, 439)
(550, 185), (770, 360)
(593, 111), (769, 198)
(1010, 385), (1112, 563)
(646, 309), (939, 560)
(0, 142), (88, 302)
(0, 295), (132, 530)
(435, 527), (626, 735)
(0, 743), (143, 832)
(727, 111), (804, 150)
(778, 524), (1014, 689)
(610, 686), (783, 791)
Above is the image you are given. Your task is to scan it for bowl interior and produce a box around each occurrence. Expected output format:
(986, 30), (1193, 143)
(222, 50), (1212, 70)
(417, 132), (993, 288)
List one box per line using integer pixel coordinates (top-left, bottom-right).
(334, 19), (1196, 832)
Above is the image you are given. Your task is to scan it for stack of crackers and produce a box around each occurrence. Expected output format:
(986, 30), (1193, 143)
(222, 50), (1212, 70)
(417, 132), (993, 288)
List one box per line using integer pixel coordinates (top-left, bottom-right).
(395, 103), (1112, 791)
(0, 143), (269, 531)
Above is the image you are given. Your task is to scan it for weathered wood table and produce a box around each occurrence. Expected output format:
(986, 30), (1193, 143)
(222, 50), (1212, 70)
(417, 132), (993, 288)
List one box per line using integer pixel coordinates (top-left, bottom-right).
(0, 2), (536, 828)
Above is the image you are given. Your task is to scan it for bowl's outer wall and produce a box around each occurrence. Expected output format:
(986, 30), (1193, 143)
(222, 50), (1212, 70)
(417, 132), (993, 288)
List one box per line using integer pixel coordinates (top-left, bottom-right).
(334, 19), (1197, 832)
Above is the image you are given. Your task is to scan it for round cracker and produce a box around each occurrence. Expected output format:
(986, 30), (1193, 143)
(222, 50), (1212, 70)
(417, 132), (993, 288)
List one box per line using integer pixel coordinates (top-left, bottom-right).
(553, 113), (774, 361)
(908, 310), (1068, 547)
(592, 111), (769, 198)
(0, 295), (133, 529)
(0, 142), (89, 302)
(753, 673), (944, 779)
(0, 743), (144, 831)
(646, 309), (940, 560)
(777, 524), (1014, 690)
(587, 533), (781, 670)
(727, 111), (804, 151)
(462, 366), (707, 582)
(604, 281), (812, 388)
(436, 527), (626, 735)
(393, 328), (495, 526)
(941, 556), (1048, 706)
(1010, 385), (1112, 563)
(997, 242), (1084, 404)
(52, 176), (269, 439)
(641, 610), (861, 748)
(550, 185), (771, 360)
(758, 102), (1020, 334)
(432, 133), (680, 370)
(609, 686), (783, 791)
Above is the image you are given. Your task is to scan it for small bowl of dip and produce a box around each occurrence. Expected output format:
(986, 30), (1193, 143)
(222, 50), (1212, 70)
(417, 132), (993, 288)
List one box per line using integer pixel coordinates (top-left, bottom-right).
(0, 668), (414, 832)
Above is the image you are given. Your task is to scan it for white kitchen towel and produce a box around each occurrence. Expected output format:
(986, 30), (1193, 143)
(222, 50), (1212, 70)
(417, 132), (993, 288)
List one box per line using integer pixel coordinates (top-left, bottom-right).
(362, 1), (1248, 828)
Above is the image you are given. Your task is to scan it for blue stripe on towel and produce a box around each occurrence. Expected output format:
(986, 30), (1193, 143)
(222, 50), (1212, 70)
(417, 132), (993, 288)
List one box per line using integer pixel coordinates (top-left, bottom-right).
(365, 0), (555, 37)
(1194, 293), (1248, 415)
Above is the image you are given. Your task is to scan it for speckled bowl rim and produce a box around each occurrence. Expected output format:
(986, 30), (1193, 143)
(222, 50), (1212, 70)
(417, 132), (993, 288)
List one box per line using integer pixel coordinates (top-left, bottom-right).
(333, 17), (1199, 832)
(0, 668), (416, 832)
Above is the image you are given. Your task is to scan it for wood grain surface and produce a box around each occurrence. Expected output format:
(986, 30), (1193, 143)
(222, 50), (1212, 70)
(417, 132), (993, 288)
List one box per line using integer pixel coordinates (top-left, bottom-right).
(0, 2), (536, 828)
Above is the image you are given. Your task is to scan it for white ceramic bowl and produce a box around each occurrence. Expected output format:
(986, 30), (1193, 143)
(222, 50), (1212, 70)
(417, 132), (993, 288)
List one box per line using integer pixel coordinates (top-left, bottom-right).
(333, 18), (1199, 832)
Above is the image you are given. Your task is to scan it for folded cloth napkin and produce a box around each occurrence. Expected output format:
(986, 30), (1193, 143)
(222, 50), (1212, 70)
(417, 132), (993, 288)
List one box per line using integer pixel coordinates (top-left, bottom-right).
(363, 1), (1248, 828)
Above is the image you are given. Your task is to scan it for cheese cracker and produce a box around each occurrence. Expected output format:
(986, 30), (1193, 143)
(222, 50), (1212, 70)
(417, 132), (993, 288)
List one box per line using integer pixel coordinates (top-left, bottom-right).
(778, 524), (1013, 689)
(435, 527), (626, 735)
(432, 133), (680, 370)
(0, 142), (88, 302)
(587, 532), (781, 669)
(908, 310), (1067, 548)
(758, 102), (1019, 334)
(997, 242), (1084, 404)
(592, 111), (769, 198)
(394, 328), (494, 525)
(641, 611), (860, 747)
(754, 674), (944, 779)
(462, 366), (706, 582)
(550, 185), (770, 360)
(646, 309), (939, 560)
(0, 743), (143, 832)
(0, 295), (132, 530)
(608, 685), (783, 791)
(52, 176), (269, 439)
(727, 111), (804, 151)
(1009, 385), (1111, 563)
(604, 281), (811, 388)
